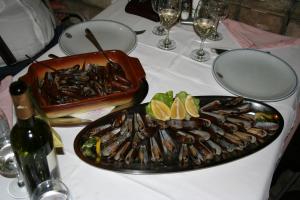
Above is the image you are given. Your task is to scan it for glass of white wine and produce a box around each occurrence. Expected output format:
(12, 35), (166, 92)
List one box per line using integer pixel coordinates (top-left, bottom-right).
(190, 0), (216, 62)
(0, 108), (28, 199)
(207, 0), (229, 41)
(157, 0), (182, 50)
(151, 0), (167, 36)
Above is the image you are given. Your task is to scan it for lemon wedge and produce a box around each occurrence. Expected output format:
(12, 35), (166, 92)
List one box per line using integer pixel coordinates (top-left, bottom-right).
(170, 97), (186, 120)
(185, 95), (199, 118)
(151, 100), (171, 121)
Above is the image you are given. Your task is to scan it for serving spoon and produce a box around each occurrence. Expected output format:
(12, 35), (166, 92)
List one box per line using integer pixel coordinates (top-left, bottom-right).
(210, 48), (230, 55)
(134, 30), (146, 35)
(211, 48), (271, 55)
(25, 55), (57, 71)
(84, 28), (122, 72)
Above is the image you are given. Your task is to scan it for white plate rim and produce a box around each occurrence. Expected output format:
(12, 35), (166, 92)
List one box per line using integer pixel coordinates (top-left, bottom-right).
(212, 48), (298, 102)
(58, 19), (137, 55)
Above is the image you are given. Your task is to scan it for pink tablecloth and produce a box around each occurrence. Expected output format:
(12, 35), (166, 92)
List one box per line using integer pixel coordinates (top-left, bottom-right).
(0, 76), (13, 128)
(223, 19), (300, 49)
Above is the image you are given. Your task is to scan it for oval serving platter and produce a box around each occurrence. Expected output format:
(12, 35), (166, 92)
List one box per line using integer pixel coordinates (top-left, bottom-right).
(74, 96), (283, 174)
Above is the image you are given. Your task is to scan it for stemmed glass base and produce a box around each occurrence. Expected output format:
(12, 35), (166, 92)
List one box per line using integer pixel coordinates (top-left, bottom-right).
(0, 110), (28, 199)
(190, 49), (210, 62)
(158, 38), (176, 50)
(0, 142), (28, 199)
(208, 32), (223, 41)
(152, 25), (167, 36)
(0, 143), (18, 178)
(8, 179), (28, 199)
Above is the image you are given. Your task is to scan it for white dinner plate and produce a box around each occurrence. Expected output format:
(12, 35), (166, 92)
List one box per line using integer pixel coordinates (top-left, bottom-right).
(59, 20), (137, 55)
(212, 49), (298, 102)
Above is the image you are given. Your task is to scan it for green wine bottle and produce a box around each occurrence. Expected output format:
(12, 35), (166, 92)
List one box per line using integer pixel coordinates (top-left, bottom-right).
(9, 80), (60, 195)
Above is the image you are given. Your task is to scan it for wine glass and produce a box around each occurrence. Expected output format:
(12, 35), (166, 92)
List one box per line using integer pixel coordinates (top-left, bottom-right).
(0, 108), (16, 178)
(157, 0), (182, 50)
(151, 0), (167, 36)
(0, 109), (28, 199)
(190, 0), (216, 62)
(207, 0), (229, 41)
(7, 156), (28, 199)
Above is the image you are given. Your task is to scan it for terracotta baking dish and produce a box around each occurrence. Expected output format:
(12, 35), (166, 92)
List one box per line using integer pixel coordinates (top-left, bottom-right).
(20, 50), (147, 118)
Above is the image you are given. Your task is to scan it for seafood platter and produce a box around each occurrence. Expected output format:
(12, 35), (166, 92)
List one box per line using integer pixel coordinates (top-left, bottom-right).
(74, 91), (283, 174)
(20, 50), (148, 118)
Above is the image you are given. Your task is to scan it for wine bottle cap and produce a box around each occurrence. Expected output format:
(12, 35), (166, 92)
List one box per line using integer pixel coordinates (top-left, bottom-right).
(9, 80), (27, 95)
(9, 80), (34, 120)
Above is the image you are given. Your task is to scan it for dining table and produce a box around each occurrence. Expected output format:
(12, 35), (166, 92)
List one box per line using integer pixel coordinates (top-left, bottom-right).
(1, 0), (300, 199)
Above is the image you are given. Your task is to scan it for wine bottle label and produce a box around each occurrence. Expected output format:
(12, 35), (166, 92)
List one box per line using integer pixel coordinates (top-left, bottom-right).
(16, 147), (60, 195)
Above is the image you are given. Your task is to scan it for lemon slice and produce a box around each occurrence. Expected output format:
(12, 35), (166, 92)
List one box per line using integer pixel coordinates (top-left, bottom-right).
(96, 137), (101, 157)
(151, 100), (171, 121)
(170, 97), (186, 120)
(185, 95), (199, 118)
(95, 137), (101, 163)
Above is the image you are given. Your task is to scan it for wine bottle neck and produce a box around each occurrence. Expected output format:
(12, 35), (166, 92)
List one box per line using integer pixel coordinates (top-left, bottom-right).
(11, 91), (34, 121)
(17, 116), (35, 127)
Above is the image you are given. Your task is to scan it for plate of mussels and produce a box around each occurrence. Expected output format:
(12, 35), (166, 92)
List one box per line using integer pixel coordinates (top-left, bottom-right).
(74, 91), (283, 174)
(20, 50), (148, 119)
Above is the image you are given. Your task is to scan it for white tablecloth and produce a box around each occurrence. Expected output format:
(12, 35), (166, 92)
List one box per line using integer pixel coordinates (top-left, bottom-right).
(1, 0), (300, 199)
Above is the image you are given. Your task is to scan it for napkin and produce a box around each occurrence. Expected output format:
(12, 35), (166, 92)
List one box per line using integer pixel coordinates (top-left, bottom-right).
(0, 76), (13, 128)
(70, 106), (115, 121)
(223, 19), (300, 49)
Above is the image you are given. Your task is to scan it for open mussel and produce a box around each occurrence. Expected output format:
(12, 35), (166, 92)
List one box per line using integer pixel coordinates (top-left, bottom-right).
(125, 148), (137, 165)
(206, 140), (222, 155)
(102, 132), (131, 158)
(159, 129), (178, 161)
(179, 144), (189, 167)
(175, 131), (195, 144)
(195, 142), (214, 161)
(150, 137), (163, 162)
(114, 141), (130, 161)
(138, 143), (149, 166)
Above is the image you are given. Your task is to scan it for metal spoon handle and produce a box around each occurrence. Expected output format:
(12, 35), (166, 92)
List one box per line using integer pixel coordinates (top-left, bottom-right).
(48, 53), (60, 59)
(25, 55), (57, 72)
(85, 28), (111, 63)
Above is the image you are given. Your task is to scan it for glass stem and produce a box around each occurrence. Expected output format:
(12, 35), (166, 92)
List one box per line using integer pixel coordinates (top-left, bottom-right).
(158, 25), (164, 32)
(198, 39), (205, 56)
(164, 29), (170, 47)
(213, 19), (220, 36)
(16, 164), (25, 188)
(17, 176), (25, 188)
